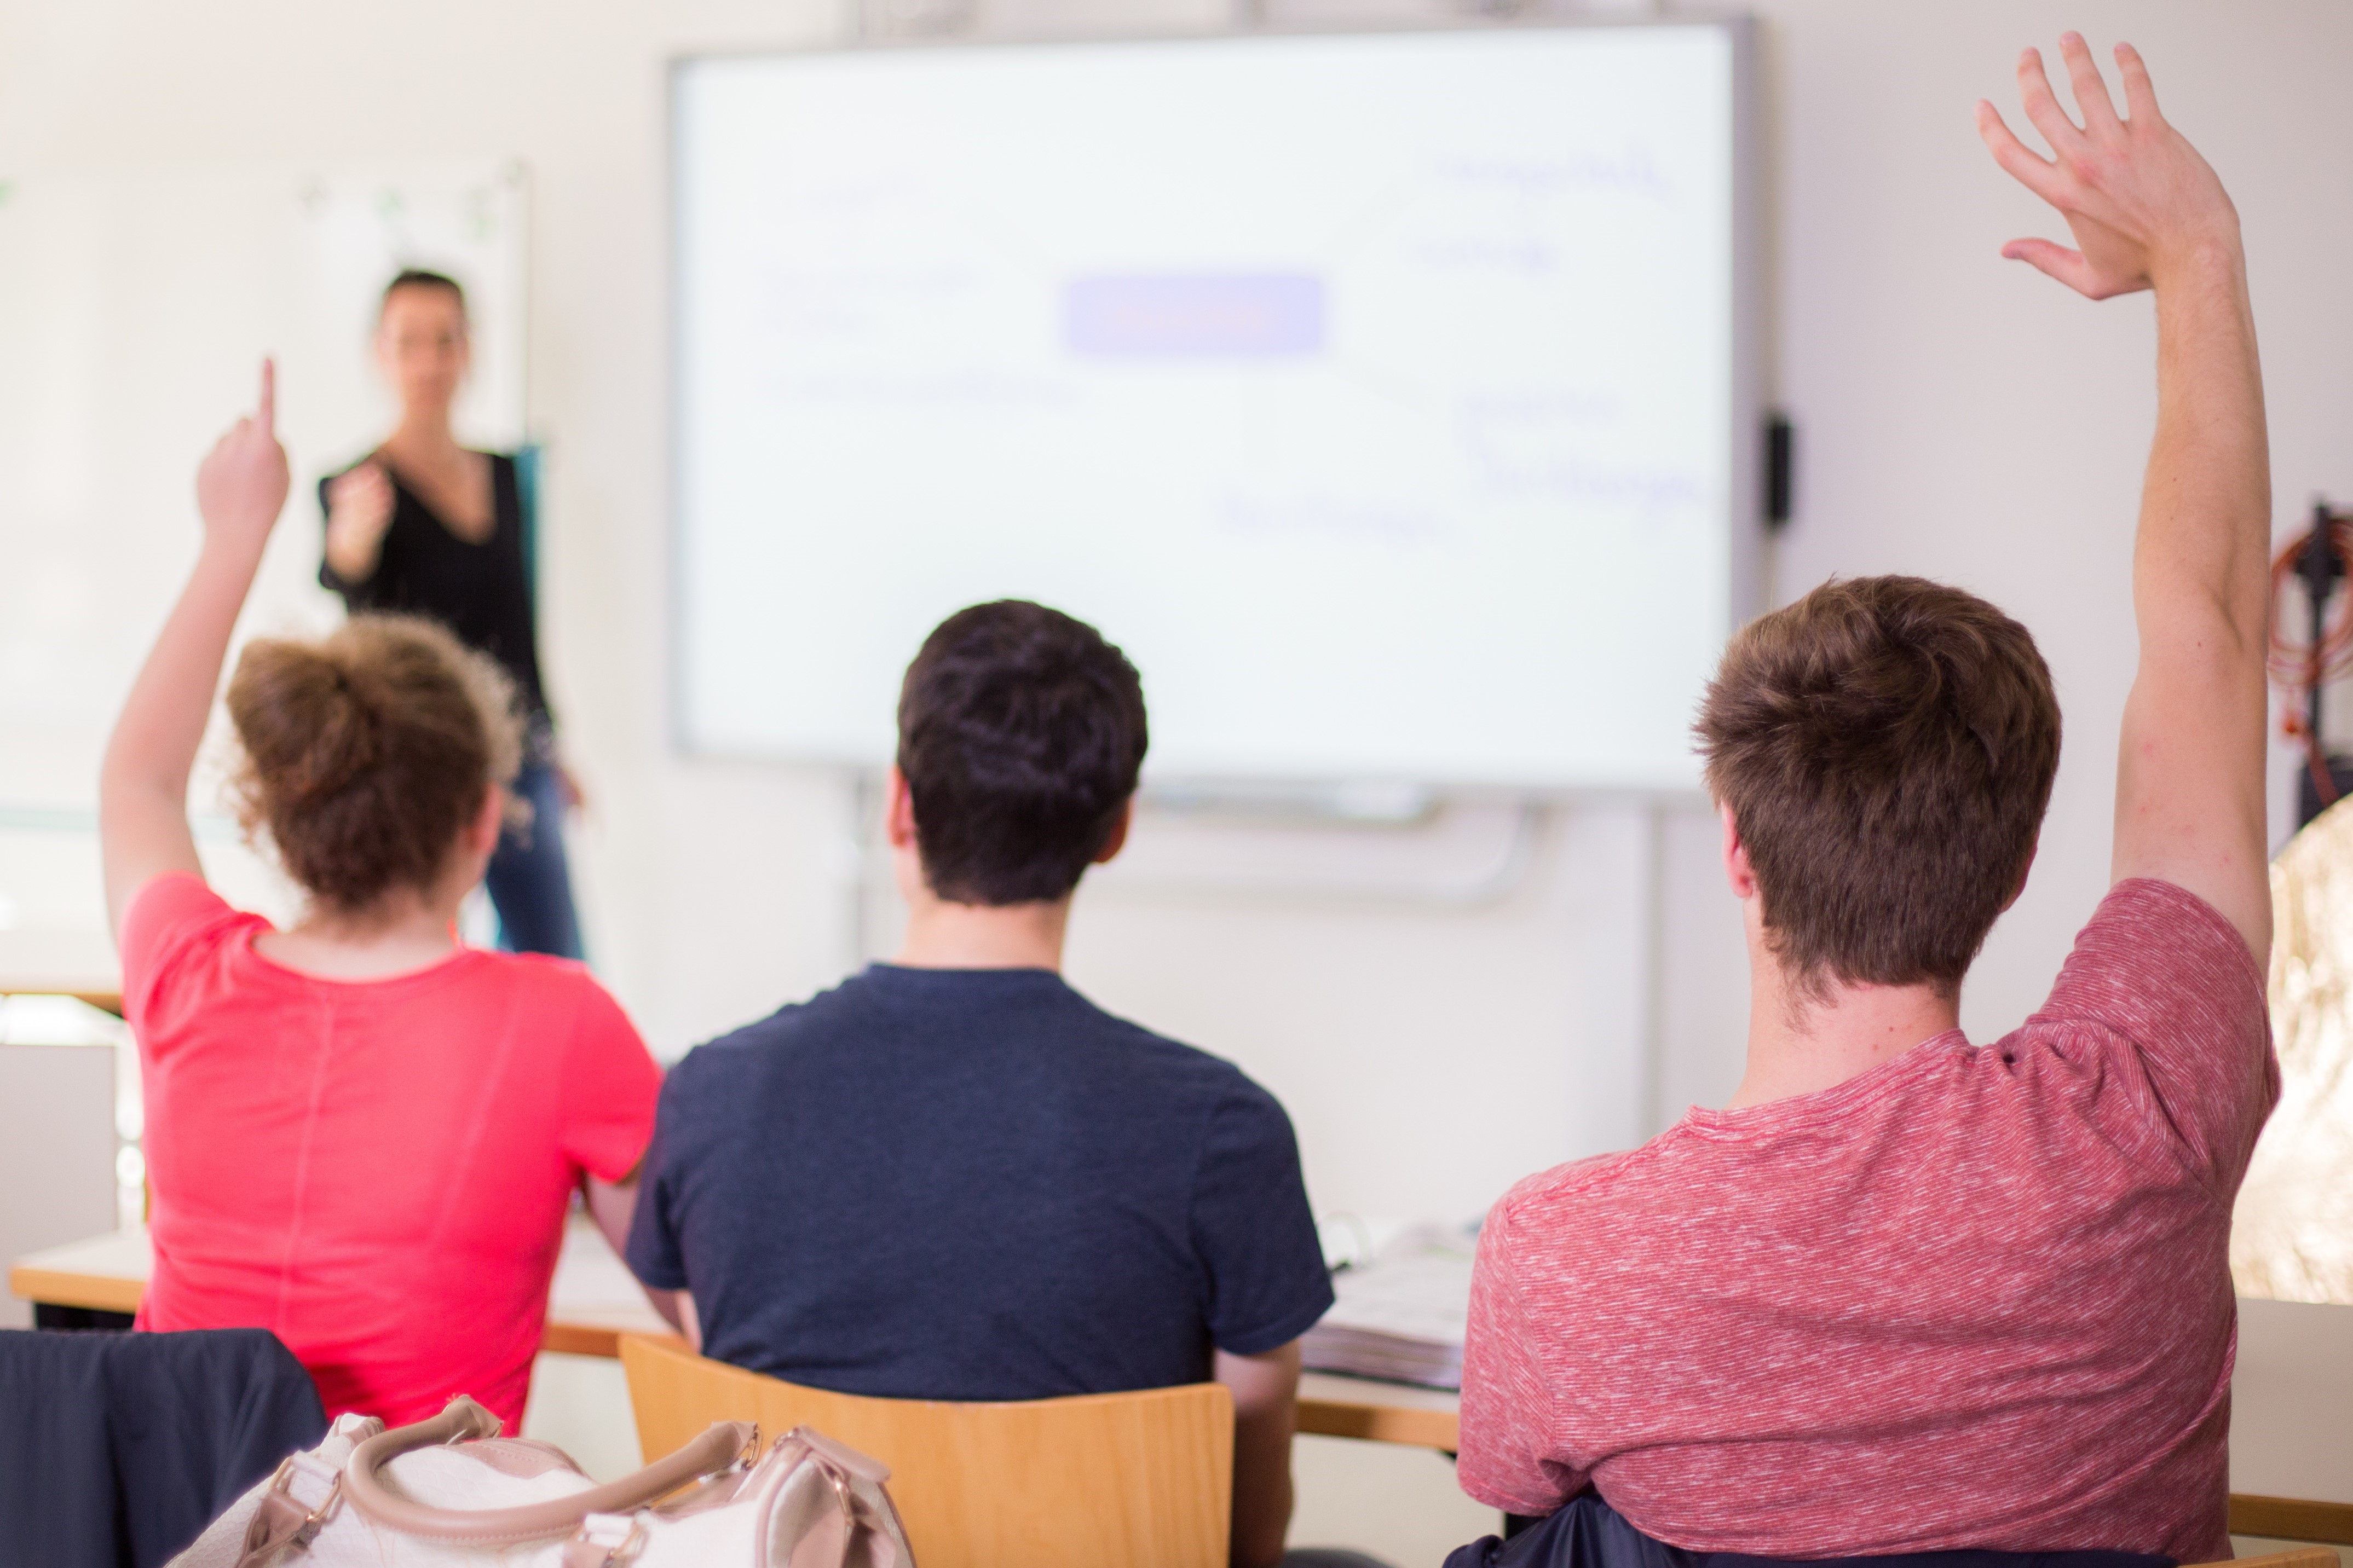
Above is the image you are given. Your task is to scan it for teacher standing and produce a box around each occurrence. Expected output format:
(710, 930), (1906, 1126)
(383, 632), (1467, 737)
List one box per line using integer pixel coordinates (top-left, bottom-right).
(320, 268), (583, 959)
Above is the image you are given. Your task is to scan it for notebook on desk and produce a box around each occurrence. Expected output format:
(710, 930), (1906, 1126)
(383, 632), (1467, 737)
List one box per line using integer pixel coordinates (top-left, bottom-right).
(1302, 1223), (1475, 1391)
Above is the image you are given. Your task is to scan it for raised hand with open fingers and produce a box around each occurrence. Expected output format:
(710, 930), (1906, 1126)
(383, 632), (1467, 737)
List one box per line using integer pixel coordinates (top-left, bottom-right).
(195, 358), (292, 554)
(1975, 35), (2238, 300)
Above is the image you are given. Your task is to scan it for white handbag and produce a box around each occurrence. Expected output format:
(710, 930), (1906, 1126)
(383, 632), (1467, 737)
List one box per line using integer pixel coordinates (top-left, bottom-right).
(169, 1395), (913, 1568)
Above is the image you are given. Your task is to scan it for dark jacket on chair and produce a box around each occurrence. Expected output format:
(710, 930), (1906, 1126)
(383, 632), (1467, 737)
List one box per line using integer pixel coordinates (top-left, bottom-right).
(1449, 1496), (2178, 1568)
(0, 1327), (325, 1568)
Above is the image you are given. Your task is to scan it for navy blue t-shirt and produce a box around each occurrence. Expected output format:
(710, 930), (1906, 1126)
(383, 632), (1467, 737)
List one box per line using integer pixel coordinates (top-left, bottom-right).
(625, 964), (1334, 1401)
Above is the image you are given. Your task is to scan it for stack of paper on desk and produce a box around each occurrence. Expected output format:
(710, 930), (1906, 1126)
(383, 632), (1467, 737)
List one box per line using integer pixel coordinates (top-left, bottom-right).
(1302, 1223), (1477, 1390)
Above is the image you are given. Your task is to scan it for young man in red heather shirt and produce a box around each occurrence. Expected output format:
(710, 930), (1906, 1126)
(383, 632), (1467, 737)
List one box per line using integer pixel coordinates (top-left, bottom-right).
(1458, 37), (2274, 1565)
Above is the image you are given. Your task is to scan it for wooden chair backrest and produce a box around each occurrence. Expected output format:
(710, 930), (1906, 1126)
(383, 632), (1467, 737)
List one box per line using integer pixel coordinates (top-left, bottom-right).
(619, 1334), (1233, 1568)
(2231, 1497), (2353, 1549)
(2187, 1551), (2337, 1568)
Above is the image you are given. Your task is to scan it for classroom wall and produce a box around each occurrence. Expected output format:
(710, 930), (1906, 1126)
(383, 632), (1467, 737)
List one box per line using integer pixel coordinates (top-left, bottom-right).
(5, 0), (2351, 1232)
(0, 1043), (114, 1328)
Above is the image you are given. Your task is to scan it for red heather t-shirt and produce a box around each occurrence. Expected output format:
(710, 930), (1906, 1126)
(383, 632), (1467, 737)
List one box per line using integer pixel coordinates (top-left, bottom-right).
(1458, 880), (2276, 1563)
(121, 874), (662, 1431)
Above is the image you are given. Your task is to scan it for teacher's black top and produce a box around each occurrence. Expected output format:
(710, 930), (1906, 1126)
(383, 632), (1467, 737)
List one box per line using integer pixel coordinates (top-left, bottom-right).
(318, 452), (550, 723)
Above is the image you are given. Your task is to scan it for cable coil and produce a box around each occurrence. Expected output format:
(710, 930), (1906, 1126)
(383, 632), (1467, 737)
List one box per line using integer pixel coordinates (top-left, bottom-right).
(2268, 505), (2353, 810)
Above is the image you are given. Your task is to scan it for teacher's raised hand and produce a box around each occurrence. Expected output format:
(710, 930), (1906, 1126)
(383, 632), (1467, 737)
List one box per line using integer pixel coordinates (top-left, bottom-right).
(324, 459), (396, 577)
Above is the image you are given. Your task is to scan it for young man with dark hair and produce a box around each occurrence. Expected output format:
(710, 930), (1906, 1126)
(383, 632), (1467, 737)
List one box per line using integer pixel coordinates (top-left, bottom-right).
(627, 600), (1335, 1568)
(1459, 38), (2273, 1564)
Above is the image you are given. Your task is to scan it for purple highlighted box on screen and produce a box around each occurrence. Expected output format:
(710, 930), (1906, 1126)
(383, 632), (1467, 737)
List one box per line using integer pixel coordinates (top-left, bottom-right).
(1064, 274), (1325, 357)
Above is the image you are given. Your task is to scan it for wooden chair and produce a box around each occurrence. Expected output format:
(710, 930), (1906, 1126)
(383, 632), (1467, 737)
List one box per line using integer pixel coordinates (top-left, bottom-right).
(2201, 1553), (2337, 1568)
(2230, 1496), (2353, 1549)
(619, 1334), (1232, 1568)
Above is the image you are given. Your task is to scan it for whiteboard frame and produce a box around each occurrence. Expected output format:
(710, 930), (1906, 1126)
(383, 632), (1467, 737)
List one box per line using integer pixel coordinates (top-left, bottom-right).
(665, 14), (1762, 800)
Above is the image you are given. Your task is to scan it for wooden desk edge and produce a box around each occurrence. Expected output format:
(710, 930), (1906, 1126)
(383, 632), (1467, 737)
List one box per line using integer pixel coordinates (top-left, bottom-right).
(2230, 1495), (2353, 1547)
(8, 1263), (143, 1317)
(0, 988), (125, 1017)
(540, 1321), (685, 1359)
(9, 1263), (682, 1358)
(1296, 1394), (1459, 1451)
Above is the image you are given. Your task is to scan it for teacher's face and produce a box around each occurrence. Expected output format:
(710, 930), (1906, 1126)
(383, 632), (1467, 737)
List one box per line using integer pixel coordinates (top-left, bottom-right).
(376, 285), (470, 420)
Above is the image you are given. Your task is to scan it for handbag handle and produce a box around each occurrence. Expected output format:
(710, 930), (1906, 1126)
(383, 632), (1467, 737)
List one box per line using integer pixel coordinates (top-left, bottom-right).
(342, 1396), (756, 1543)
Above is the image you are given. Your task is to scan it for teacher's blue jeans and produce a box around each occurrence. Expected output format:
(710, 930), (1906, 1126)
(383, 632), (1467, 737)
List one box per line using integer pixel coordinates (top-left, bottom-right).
(485, 762), (584, 961)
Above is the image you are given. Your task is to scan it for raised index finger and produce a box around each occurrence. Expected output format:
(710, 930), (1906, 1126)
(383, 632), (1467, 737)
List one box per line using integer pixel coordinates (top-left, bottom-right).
(257, 357), (276, 435)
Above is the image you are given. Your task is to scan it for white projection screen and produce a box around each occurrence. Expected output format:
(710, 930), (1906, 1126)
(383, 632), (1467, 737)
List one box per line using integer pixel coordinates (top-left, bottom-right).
(673, 23), (1756, 790)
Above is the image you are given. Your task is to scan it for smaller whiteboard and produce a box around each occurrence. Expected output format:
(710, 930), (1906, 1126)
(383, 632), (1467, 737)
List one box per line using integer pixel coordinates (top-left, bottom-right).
(0, 161), (528, 981)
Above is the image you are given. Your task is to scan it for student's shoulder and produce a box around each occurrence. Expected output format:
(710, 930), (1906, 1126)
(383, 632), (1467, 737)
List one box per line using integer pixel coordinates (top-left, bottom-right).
(2016, 875), (2270, 1087)
(471, 948), (611, 1006)
(1486, 1141), (1683, 1251)
(122, 872), (251, 951)
(2037, 877), (2267, 1017)
(1066, 995), (1278, 1103)
(120, 875), (263, 989)
(464, 952), (648, 1048)
(119, 873), (269, 1025)
(660, 974), (877, 1092)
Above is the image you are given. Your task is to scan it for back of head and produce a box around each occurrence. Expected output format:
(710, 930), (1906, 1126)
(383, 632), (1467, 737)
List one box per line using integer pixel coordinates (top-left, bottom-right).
(897, 600), (1148, 906)
(1695, 575), (2061, 999)
(227, 615), (522, 916)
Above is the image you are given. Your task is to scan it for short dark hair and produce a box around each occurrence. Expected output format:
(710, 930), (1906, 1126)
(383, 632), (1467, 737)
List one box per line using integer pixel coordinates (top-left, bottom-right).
(897, 601), (1148, 906)
(382, 268), (466, 316)
(1695, 575), (2062, 1000)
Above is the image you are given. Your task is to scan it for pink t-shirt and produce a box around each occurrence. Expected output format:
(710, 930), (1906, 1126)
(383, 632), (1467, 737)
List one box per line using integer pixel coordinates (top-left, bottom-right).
(121, 873), (662, 1431)
(1458, 880), (2275, 1562)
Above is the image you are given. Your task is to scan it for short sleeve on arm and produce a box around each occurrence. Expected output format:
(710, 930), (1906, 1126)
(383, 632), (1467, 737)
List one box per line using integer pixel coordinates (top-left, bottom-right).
(2033, 878), (2274, 1187)
(624, 1083), (690, 1292)
(1458, 1198), (1584, 1515)
(119, 873), (260, 1048)
(1191, 1084), (1335, 1356)
(557, 980), (662, 1184)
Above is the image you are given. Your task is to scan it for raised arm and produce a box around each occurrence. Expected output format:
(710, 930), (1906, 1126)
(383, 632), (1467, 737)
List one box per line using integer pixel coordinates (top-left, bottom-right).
(1979, 36), (2271, 957)
(99, 362), (291, 937)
